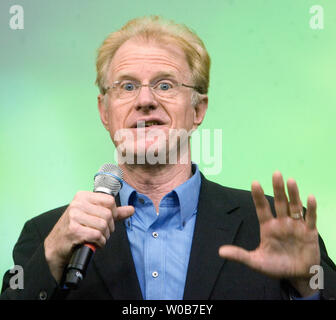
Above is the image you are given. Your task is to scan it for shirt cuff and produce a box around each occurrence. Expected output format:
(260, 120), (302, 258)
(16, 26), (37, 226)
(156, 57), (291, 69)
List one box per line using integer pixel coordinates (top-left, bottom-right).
(291, 291), (320, 300)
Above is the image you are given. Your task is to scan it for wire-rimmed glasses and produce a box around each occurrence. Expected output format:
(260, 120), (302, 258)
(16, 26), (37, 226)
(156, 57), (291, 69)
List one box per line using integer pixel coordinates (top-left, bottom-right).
(104, 79), (199, 100)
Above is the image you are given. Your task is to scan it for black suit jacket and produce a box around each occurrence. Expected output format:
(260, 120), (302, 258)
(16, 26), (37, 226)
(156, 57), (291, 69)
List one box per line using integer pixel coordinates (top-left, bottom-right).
(1, 174), (336, 300)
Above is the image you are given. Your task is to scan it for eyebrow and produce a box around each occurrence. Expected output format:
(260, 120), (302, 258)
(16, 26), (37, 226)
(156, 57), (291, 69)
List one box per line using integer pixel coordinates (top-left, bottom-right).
(113, 72), (179, 82)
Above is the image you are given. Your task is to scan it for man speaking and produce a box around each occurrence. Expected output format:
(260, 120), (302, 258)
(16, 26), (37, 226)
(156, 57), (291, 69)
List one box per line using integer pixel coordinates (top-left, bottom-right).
(1, 16), (336, 300)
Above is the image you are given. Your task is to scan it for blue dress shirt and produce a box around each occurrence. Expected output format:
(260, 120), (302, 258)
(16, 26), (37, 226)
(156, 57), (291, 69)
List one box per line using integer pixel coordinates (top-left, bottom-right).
(119, 163), (201, 300)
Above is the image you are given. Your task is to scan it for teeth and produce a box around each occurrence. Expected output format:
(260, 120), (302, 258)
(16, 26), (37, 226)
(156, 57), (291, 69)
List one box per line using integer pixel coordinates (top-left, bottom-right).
(145, 121), (159, 127)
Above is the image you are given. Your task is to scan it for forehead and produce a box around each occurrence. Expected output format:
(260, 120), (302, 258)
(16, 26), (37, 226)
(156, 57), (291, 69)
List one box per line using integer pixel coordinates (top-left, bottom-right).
(108, 38), (191, 80)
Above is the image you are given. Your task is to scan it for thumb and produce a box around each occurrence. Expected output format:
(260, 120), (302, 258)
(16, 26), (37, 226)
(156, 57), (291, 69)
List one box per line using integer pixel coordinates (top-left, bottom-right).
(114, 205), (135, 221)
(218, 245), (252, 266)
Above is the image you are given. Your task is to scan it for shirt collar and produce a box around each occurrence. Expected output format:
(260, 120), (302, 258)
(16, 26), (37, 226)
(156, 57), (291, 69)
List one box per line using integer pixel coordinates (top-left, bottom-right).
(119, 163), (201, 229)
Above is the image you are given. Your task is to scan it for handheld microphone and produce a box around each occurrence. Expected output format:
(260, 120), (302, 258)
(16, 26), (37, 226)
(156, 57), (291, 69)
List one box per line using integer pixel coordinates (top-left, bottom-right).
(64, 163), (123, 289)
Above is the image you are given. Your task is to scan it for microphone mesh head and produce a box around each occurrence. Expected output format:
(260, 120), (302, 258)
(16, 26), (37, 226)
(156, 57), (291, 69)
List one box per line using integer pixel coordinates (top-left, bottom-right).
(94, 163), (123, 196)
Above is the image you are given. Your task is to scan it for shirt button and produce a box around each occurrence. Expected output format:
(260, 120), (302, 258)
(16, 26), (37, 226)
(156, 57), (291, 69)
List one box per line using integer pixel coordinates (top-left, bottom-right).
(38, 290), (48, 300)
(152, 232), (158, 238)
(152, 271), (159, 278)
(138, 197), (145, 204)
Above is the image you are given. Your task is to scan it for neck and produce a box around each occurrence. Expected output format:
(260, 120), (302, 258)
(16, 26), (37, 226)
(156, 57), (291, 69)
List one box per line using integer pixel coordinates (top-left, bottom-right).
(119, 162), (193, 212)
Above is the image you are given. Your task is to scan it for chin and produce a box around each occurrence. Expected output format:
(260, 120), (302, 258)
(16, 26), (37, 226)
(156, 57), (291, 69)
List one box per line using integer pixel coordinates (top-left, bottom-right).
(113, 127), (190, 165)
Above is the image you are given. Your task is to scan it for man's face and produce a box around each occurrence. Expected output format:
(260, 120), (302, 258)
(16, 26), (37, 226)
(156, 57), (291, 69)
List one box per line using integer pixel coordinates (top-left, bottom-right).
(98, 38), (208, 163)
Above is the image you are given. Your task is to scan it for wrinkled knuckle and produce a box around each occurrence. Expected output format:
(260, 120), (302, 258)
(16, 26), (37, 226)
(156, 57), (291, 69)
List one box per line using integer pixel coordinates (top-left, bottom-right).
(100, 236), (107, 246)
(91, 229), (102, 242)
(68, 202), (76, 211)
(104, 208), (113, 221)
(104, 196), (115, 208)
(68, 221), (80, 235)
(68, 207), (80, 221)
(69, 200), (82, 212)
(100, 219), (108, 231)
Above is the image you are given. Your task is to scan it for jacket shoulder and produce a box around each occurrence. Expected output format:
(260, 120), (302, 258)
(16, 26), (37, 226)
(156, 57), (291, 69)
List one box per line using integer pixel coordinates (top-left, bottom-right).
(26, 205), (68, 240)
(200, 174), (275, 213)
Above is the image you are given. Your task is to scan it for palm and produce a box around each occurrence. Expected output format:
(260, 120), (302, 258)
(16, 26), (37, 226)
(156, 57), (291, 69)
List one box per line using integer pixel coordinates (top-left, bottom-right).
(247, 216), (320, 278)
(219, 171), (320, 280)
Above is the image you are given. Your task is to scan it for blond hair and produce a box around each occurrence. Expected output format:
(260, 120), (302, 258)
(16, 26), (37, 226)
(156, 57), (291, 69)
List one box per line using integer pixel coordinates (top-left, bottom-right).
(95, 16), (210, 96)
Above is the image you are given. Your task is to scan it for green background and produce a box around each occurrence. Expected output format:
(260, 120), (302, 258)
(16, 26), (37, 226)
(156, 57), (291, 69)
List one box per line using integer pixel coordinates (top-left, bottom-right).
(1, 0), (335, 283)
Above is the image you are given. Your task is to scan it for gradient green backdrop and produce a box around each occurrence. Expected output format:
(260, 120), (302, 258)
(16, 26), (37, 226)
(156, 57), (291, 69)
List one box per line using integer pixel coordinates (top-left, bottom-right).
(1, 0), (335, 283)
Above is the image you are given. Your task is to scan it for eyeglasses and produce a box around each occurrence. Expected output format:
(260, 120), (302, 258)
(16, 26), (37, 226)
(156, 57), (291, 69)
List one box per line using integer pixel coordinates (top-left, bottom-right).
(104, 79), (199, 100)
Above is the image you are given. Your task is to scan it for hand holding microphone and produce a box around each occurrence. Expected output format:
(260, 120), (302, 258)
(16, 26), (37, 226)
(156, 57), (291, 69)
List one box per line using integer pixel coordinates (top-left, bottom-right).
(44, 164), (134, 287)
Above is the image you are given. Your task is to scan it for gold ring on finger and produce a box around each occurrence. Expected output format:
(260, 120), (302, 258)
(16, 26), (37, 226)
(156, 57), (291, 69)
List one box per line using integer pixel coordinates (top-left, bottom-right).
(290, 211), (303, 220)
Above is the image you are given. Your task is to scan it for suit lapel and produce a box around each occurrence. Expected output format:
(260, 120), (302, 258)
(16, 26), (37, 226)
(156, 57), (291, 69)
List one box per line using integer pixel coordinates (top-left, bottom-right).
(183, 175), (244, 299)
(92, 195), (143, 299)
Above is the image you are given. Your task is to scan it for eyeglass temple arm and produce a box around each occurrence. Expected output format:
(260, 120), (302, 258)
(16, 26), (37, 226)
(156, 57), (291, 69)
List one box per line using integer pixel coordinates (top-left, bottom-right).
(181, 83), (202, 93)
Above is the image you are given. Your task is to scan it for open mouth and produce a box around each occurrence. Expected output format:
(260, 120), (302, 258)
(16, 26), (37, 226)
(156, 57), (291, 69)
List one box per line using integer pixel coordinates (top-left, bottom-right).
(132, 120), (165, 128)
(144, 120), (162, 127)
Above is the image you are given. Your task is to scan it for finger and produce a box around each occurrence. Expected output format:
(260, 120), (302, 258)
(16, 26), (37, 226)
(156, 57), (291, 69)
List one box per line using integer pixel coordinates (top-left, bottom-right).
(74, 191), (116, 209)
(80, 225), (107, 248)
(218, 245), (252, 266)
(113, 206), (135, 221)
(74, 212), (110, 240)
(286, 178), (303, 219)
(251, 181), (274, 224)
(80, 201), (115, 233)
(272, 171), (290, 218)
(305, 194), (317, 230)
(69, 222), (107, 248)
(91, 193), (117, 209)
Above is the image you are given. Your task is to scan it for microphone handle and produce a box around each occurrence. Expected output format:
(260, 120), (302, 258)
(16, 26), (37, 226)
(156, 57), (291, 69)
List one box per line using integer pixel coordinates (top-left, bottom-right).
(63, 189), (118, 289)
(64, 243), (96, 289)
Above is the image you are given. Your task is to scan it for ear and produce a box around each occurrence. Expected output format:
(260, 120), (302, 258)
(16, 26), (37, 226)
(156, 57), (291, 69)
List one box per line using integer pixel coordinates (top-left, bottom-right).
(192, 94), (208, 130)
(97, 94), (109, 131)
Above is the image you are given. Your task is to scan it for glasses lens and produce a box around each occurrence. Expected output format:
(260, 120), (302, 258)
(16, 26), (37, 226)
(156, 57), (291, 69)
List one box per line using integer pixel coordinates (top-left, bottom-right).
(153, 80), (178, 98)
(117, 81), (138, 99)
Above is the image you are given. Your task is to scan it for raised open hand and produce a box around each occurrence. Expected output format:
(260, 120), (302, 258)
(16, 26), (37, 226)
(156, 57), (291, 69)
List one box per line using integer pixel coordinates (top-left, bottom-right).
(218, 171), (320, 297)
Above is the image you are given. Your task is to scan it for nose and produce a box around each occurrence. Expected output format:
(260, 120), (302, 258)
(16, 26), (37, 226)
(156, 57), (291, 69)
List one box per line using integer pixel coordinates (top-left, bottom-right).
(134, 85), (158, 112)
